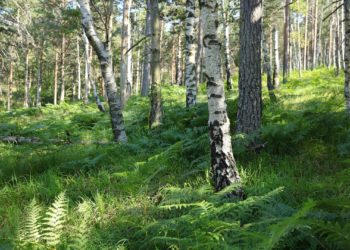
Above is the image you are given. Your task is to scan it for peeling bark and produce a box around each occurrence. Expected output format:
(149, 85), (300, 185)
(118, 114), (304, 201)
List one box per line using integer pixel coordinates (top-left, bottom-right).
(200, 0), (242, 195)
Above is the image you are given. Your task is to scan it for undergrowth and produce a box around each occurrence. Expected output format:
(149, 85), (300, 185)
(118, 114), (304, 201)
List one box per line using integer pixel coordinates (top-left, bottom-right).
(0, 68), (349, 249)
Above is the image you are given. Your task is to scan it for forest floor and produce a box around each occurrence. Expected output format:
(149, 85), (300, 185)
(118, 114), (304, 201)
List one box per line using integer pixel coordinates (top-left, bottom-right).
(0, 68), (349, 249)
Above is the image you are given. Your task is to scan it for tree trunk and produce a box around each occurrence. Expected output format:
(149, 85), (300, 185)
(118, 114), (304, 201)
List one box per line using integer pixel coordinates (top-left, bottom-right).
(329, 12), (334, 68)
(176, 31), (184, 86)
(196, 15), (203, 85)
(283, 0), (290, 83)
(77, 35), (82, 100)
(141, 0), (152, 96)
(237, 0), (262, 134)
(171, 40), (177, 85)
(78, 0), (127, 142)
(54, 51), (58, 105)
(149, 0), (163, 128)
(83, 32), (90, 104)
(120, 0), (133, 105)
(263, 28), (276, 102)
(24, 49), (30, 107)
(185, 0), (197, 107)
(312, 0), (318, 69)
(304, 0), (309, 70)
(60, 34), (66, 103)
(36, 50), (43, 107)
(273, 26), (280, 89)
(135, 47), (141, 94)
(344, 0), (350, 114)
(200, 0), (242, 195)
(297, 0), (302, 77)
(7, 58), (13, 111)
(221, 0), (232, 91)
(336, 9), (341, 76)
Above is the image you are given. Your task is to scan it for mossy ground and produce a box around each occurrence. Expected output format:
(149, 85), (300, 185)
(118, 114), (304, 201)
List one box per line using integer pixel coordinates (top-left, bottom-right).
(0, 68), (349, 249)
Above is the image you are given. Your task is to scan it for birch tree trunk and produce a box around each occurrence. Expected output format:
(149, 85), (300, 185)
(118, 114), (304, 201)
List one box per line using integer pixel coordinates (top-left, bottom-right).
(344, 0), (350, 114)
(77, 36), (82, 100)
(297, 0), (302, 77)
(304, 0), (309, 70)
(78, 0), (127, 142)
(312, 0), (318, 69)
(237, 0), (262, 134)
(184, 0), (197, 107)
(149, 0), (163, 128)
(196, 15), (203, 85)
(176, 31), (183, 86)
(120, 0), (132, 105)
(60, 34), (66, 103)
(54, 51), (58, 105)
(283, 0), (290, 83)
(24, 49), (30, 107)
(171, 40), (177, 85)
(200, 0), (242, 195)
(336, 9), (341, 76)
(221, 0), (232, 91)
(36, 50), (43, 107)
(83, 32), (90, 104)
(273, 26), (280, 89)
(141, 0), (152, 96)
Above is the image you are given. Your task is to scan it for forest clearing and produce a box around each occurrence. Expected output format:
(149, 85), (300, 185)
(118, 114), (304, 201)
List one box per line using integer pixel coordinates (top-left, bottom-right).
(0, 0), (350, 249)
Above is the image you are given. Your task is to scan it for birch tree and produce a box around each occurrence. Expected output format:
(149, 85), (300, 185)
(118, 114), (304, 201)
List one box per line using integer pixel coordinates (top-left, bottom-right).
(200, 0), (242, 195)
(184, 0), (197, 107)
(344, 0), (350, 114)
(78, 0), (127, 142)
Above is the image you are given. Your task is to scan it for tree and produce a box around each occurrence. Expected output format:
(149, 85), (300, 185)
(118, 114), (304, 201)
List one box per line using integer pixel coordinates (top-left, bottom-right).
(149, 0), (163, 128)
(141, 0), (152, 97)
(184, 0), (197, 107)
(221, 0), (232, 91)
(272, 26), (280, 89)
(237, 0), (262, 134)
(283, 0), (290, 83)
(78, 0), (127, 142)
(344, 0), (350, 114)
(200, 0), (242, 195)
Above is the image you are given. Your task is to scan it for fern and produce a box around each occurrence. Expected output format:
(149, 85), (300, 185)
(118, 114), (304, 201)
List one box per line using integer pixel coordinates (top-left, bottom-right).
(42, 192), (68, 247)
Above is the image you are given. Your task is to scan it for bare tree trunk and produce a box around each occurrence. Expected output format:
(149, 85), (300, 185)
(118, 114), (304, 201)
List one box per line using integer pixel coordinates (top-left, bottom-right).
(312, 0), (318, 69)
(176, 31), (183, 86)
(263, 28), (276, 102)
(200, 0), (242, 195)
(54, 51), (58, 105)
(77, 35), (82, 100)
(36, 49), (43, 107)
(60, 34), (66, 103)
(79, 0), (127, 142)
(304, 0), (309, 70)
(344, 0), (350, 113)
(24, 49), (30, 107)
(171, 40), (177, 85)
(273, 26), (280, 89)
(135, 47), (141, 94)
(283, 0), (290, 83)
(120, 0), (133, 105)
(141, 0), (152, 96)
(185, 0), (197, 107)
(149, 0), (163, 128)
(83, 32), (90, 104)
(329, 12), (334, 68)
(297, 0), (302, 77)
(336, 9), (341, 76)
(90, 57), (106, 112)
(196, 15), (203, 85)
(221, 0), (232, 91)
(7, 57), (13, 111)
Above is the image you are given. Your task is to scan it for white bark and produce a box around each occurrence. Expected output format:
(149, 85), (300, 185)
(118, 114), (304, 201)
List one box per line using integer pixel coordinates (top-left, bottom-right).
(77, 35), (82, 100)
(185, 0), (197, 107)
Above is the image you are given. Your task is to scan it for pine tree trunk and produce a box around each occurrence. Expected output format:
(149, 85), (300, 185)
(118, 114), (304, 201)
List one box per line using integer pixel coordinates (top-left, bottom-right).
(283, 0), (290, 83)
(54, 51), (58, 105)
(200, 0), (242, 195)
(79, 0), (127, 142)
(237, 0), (262, 134)
(24, 49), (30, 107)
(304, 0), (309, 70)
(184, 0), (197, 107)
(344, 0), (350, 114)
(149, 0), (163, 128)
(77, 35), (82, 100)
(273, 26), (280, 89)
(60, 34), (66, 103)
(120, 0), (132, 105)
(141, 0), (152, 96)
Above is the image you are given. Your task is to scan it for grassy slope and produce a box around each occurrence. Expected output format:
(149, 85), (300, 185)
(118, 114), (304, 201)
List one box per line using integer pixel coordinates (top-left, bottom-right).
(0, 68), (349, 249)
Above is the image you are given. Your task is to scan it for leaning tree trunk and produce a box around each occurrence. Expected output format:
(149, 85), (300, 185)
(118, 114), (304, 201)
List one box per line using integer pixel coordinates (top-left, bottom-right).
(60, 34), (66, 103)
(262, 28), (276, 102)
(283, 0), (290, 83)
(200, 0), (242, 195)
(149, 0), (163, 128)
(344, 0), (350, 114)
(120, 0), (133, 105)
(78, 0), (127, 142)
(272, 27), (280, 88)
(141, 0), (152, 96)
(222, 0), (232, 91)
(237, 0), (262, 134)
(184, 0), (197, 107)
(24, 48), (30, 107)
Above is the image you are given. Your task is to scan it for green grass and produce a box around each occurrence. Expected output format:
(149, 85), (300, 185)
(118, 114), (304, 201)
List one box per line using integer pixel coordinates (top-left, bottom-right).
(0, 68), (349, 249)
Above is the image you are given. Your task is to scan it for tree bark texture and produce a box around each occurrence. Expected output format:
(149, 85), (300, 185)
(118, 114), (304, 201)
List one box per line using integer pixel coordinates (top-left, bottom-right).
(237, 0), (262, 134)
(200, 0), (242, 194)
(141, 0), (152, 96)
(221, 0), (232, 91)
(344, 0), (350, 114)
